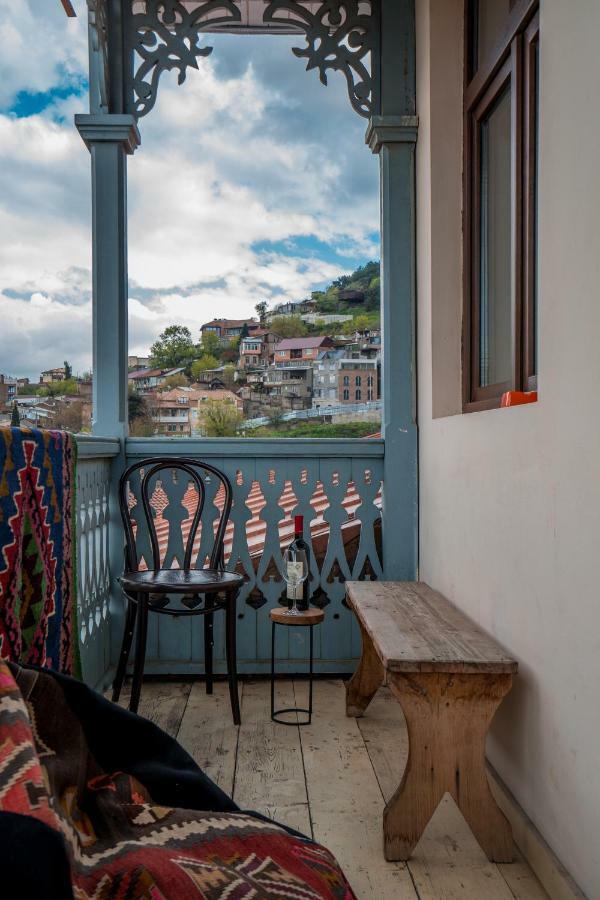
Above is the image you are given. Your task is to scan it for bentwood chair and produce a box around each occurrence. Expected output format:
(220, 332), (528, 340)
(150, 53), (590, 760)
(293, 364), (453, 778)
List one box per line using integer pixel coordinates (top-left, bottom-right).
(112, 457), (244, 723)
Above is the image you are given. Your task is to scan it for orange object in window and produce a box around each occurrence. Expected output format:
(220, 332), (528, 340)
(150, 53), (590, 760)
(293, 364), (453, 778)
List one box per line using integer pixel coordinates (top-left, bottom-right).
(500, 390), (538, 407)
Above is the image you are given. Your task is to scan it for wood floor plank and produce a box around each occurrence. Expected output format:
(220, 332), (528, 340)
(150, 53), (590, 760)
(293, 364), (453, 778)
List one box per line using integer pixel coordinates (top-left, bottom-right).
(233, 680), (311, 836)
(357, 687), (546, 900)
(176, 681), (240, 795)
(498, 849), (550, 900)
(118, 680), (192, 736)
(297, 679), (417, 900)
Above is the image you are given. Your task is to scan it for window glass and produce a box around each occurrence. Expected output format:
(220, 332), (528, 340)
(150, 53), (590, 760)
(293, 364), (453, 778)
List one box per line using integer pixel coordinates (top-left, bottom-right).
(479, 84), (512, 387)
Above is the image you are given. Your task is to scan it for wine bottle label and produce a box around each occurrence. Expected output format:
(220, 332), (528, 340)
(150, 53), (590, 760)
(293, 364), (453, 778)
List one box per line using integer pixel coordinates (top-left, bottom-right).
(286, 561), (304, 600)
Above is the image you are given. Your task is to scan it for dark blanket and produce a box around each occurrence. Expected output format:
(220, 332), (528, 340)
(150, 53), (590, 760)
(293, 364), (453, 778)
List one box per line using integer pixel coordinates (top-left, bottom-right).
(0, 662), (356, 899)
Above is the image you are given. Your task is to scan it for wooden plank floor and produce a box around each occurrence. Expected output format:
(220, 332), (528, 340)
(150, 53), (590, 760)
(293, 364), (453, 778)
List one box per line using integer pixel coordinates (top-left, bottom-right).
(121, 678), (549, 900)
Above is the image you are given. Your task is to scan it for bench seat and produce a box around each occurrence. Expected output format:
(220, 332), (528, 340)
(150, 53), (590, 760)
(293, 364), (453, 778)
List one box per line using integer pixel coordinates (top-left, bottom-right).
(346, 581), (518, 864)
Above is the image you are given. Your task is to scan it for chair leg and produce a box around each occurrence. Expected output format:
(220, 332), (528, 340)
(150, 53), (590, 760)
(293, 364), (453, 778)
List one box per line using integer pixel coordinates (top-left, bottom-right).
(225, 591), (241, 725)
(129, 594), (149, 715)
(112, 596), (137, 702)
(204, 595), (214, 695)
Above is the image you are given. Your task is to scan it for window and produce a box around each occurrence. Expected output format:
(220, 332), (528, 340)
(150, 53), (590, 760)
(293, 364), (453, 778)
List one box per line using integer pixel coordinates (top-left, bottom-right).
(464, 0), (539, 410)
(343, 375), (349, 386)
(367, 375), (373, 387)
(355, 389), (361, 401)
(355, 375), (362, 386)
(343, 389), (350, 400)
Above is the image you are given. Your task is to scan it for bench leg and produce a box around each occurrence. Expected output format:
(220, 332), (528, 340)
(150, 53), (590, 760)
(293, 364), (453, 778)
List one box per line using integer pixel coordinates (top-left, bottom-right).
(384, 672), (514, 863)
(346, 620), (385, 717)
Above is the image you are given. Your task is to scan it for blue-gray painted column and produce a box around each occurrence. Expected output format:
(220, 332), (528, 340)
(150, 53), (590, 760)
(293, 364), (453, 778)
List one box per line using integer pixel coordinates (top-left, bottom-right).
(370, 0), (418, 579)
(75, 114), (140, 438)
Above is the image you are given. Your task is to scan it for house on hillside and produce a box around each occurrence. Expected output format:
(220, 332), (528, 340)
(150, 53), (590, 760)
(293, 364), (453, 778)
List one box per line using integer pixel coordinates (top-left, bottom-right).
(238, 329), (279, 371)
(40, 366), (67, 383)
(200, 318), (258, 345)
(128, 367), (186, 393)
(274, 336), (334, 365)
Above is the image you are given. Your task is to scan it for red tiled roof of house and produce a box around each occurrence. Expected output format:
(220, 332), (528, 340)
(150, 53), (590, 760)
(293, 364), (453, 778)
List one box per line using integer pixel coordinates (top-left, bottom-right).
(201, 318), (257, 330)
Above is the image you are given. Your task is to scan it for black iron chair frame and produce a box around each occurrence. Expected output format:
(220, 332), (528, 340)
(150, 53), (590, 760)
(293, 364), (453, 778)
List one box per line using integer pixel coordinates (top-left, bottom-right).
(112, 457), (243, 724)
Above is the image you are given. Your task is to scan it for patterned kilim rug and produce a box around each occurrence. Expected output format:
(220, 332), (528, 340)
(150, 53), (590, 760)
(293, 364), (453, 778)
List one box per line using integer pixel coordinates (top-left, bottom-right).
(0, 426), (80, 676)
(0, 661), (356, 899)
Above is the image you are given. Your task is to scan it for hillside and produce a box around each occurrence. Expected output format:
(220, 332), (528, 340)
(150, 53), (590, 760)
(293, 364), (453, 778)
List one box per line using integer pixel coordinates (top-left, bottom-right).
(311, 260), (380, 315)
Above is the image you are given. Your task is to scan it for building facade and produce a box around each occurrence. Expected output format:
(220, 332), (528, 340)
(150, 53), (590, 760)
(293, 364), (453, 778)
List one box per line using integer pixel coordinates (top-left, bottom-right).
(338, 359), (379, 404)
(201, 318), (258, 345)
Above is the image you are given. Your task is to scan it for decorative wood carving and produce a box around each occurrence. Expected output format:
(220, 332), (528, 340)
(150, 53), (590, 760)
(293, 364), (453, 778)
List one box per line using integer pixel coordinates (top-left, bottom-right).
(263, 1), (378, 118)
(129, 0), (241, 118)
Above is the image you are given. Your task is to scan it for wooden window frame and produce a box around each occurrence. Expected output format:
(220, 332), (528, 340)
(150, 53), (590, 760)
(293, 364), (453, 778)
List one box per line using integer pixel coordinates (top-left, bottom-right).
(463, 0), (539, 412)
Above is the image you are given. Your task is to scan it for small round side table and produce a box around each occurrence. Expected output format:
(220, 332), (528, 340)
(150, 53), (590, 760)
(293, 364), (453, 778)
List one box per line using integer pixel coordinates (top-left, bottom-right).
(270, 606), (324, 725)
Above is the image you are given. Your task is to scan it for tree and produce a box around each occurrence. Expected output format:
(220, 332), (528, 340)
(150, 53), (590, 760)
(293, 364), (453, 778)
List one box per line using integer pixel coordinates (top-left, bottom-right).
(63, 360), (72, 380)
(268, 315), (307, 338)
(150, 325), (196, 368)
(191, 355), (220, 380)
(54, 401), (84, 433)
(199, 400), (243, 437)
(158, 373), (189, 391)
(129, 413), (155, 437)
(128, 385), (148, 423)
(10, 401), (20, 427)
(200, 330), (221, 357)
(255, 301), (268, 324)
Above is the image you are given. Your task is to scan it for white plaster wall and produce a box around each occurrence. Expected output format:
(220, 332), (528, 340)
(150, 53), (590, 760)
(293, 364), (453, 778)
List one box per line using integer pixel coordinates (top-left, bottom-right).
(416, 1), (600, 896)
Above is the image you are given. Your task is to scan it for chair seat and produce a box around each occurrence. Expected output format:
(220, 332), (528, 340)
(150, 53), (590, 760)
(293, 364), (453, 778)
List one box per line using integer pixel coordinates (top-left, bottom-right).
(120, 569), (244, 594)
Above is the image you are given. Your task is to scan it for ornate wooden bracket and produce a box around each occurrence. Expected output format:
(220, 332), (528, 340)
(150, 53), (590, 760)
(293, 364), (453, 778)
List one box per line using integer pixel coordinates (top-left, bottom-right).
(263, 1), (379, 118)
(87, 1), (379, 121)
(128, 1), (241, 118)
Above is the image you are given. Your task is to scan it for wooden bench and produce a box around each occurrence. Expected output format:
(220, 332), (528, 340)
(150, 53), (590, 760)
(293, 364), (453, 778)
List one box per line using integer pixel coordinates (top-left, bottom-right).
(345, 581), (518, 863)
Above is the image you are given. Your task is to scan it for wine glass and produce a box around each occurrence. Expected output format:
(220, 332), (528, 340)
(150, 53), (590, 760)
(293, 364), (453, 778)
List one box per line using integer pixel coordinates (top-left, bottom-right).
(282, 546), (308, 617)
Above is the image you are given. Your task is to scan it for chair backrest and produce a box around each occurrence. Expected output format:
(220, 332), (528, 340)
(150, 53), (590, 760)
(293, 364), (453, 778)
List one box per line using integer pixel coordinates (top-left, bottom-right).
(119, 457), (234, 573)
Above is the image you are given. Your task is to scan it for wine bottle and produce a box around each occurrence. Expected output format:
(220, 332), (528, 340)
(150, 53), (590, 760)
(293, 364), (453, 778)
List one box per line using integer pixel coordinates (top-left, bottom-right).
(286, 514), (310, 611)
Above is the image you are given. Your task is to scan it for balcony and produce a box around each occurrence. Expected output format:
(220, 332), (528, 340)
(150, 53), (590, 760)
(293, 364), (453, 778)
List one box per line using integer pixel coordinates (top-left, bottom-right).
(76, 434), (384, 687)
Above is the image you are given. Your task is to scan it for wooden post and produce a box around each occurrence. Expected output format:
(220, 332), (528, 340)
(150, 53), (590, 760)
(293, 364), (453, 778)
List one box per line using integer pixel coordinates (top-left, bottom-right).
(372, 0), (419, 580)
(75, 114), (140, 438)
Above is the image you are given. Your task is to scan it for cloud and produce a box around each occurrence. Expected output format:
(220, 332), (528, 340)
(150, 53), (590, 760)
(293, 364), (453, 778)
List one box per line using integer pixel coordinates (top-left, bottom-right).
(0, 6), (379, 380)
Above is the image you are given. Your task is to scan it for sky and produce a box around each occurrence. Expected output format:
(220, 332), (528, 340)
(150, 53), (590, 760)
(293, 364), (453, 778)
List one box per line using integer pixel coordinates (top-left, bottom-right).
(0, 0), (379, 380)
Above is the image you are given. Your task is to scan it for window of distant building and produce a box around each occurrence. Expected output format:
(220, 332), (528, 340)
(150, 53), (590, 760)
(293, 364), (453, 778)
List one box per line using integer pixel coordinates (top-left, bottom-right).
(355, 375), (362, 386)
(464, 0), (539, 410)
(355, 389), (362, 401)
(343, 375), (349, 386)
(343, 389), (350, 400)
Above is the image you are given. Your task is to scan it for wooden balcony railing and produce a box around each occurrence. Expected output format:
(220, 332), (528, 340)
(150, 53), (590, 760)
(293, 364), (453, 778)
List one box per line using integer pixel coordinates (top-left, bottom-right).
(76, 436), (384, 684)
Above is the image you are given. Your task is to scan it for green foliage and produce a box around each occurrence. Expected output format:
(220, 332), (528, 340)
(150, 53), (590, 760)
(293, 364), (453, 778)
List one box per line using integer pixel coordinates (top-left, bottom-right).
(191, 355), (220, 380)
(200, 330), (222, 357)
(252, 420), (379, 439)
(129, 413), (155, 437)
(37, 378), (79, 398)
(128, 385), (148, 423)
(158, 373), (189, 391)
(255, 301), (268, 323)
(199, 400), (243, 437)
(150, 325), (196, 368)
(63, 360), (72, 380)
(268, 315), (308, 338)
(312, 260), (381, 318)
(10, 402), (20, 427)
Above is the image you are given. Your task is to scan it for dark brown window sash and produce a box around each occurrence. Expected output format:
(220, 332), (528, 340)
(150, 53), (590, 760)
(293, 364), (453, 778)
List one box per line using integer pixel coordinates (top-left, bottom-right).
(523, 12), (540, 391)
(463, 1), (539, 412)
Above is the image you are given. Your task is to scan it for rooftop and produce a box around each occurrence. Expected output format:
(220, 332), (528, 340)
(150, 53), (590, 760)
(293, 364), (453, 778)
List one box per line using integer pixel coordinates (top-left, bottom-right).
(276, 336), (335, 351)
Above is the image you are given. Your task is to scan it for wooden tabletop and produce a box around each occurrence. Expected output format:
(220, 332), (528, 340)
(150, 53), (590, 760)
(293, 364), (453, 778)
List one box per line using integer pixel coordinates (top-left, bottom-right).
(346, 581), (517, 674)
(270, 606), (325, 626)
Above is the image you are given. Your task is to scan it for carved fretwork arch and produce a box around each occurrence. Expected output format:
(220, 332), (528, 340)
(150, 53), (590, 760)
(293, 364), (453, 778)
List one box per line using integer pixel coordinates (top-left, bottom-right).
(89, 1), (379, 121)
